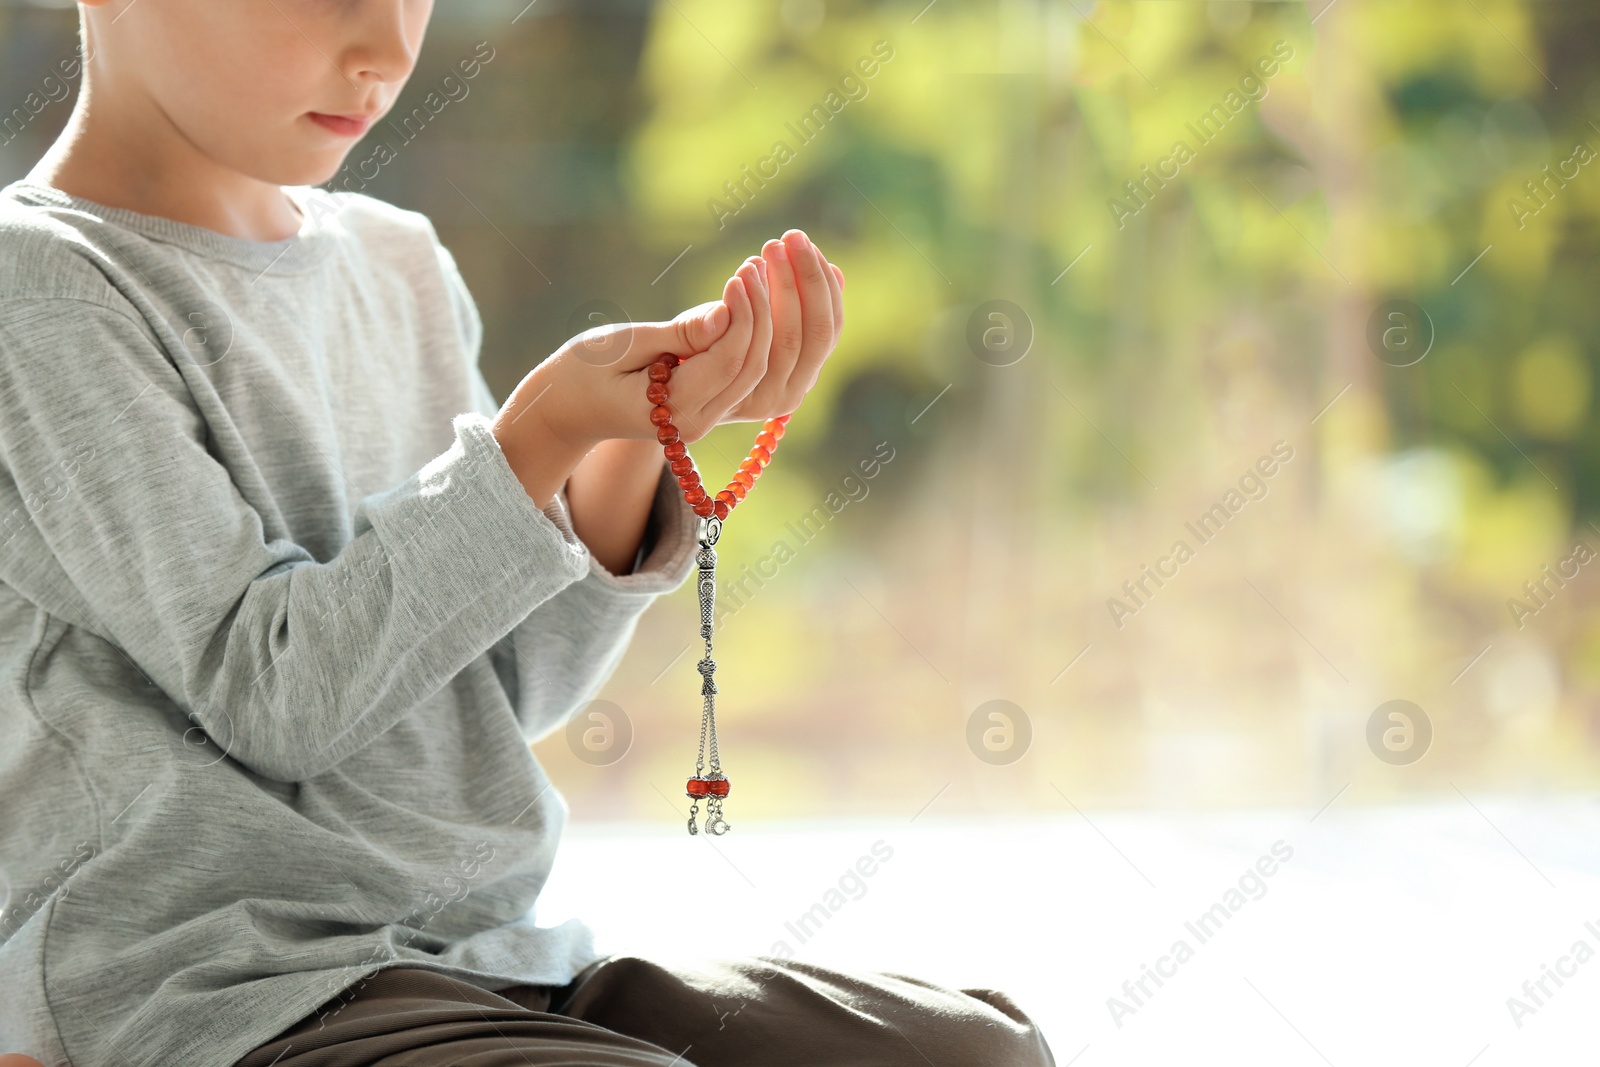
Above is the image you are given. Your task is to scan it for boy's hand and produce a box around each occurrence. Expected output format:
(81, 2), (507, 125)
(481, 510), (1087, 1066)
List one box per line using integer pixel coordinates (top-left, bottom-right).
(492, 257), (771, 504)
(536, 255), (773, 449)
(722, 229), (844, 425)
(491, 233), (843, 508)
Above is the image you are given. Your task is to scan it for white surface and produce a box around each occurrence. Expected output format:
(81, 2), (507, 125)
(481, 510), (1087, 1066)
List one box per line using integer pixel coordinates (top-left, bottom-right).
(538, 797), (1600, 1066)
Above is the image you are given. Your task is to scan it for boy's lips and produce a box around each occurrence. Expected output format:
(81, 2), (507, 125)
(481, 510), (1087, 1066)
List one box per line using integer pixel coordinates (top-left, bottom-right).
(307, 112), (374, 137)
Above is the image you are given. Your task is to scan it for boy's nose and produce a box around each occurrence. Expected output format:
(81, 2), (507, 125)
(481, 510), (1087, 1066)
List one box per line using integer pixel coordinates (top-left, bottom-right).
(343, 0), (425, 85)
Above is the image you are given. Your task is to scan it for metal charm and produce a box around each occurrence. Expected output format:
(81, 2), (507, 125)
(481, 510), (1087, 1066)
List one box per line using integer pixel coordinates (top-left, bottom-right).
(687, 515), (730, 835)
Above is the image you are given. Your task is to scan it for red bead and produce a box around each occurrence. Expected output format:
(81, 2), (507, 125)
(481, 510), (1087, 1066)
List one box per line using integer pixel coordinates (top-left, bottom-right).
(648, 367), (795, 524)
(707, 777), (730, 797)
(686, 777), (710, 797)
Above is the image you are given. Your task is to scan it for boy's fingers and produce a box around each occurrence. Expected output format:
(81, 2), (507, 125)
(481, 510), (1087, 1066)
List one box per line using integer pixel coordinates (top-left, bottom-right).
(741, 257), (775, 402)
(709, 259), (773, 416)
(710, 273), (754, 383)
(783, 250), (841, 396)
(763, 237), (803, 382)
(784, 230), (834, 394)
(822, 253), (843, 350)
(677, 275), (752, 440)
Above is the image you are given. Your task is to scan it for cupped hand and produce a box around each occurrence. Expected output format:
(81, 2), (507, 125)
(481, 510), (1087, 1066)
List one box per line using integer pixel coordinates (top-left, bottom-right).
(502, 231), (842, 460)
(519, 257), (773, 451)
(721, 228), (844, 424)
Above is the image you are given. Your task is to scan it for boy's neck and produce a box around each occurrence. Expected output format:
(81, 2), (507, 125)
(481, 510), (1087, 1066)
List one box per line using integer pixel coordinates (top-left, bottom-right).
(29, 86), (305, 244)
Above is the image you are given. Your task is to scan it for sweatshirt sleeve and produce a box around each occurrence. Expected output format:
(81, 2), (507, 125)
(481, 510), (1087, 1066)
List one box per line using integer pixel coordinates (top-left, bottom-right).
(0, 295), (594, 782)
(494, 457), (703, 743)
(464, 352), (703, 743)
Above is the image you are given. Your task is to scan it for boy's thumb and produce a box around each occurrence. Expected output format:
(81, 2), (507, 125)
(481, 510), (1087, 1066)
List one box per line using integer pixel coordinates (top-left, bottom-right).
(572, 301), (729, 370)
(669, 300), (730, 355)
(631, 301), (729, 365)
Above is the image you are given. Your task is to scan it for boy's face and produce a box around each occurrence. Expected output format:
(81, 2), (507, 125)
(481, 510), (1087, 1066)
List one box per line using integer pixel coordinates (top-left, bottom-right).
(94, 0), (433, 187)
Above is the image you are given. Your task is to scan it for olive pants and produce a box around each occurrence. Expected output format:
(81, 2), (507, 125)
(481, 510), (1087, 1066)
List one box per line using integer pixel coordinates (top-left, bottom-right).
(232, 954), (1056, 1067)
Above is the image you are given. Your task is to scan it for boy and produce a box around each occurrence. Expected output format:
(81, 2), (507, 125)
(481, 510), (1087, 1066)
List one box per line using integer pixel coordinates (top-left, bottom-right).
(0, 1), (1056, 1065)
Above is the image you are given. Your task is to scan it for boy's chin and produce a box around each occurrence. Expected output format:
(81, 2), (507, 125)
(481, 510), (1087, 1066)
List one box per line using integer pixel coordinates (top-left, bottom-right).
(256, 149), (358, 192)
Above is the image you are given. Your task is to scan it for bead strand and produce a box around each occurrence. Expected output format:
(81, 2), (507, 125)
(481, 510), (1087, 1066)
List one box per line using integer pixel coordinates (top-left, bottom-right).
(648, 354), (791, 521)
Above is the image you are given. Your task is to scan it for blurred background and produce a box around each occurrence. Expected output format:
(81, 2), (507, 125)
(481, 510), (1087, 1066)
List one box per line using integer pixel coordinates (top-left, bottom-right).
(5, 0), (1600, 823)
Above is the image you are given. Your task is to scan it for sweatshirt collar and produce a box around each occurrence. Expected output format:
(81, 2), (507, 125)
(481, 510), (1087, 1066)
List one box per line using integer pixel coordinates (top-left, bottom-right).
(2, 179), (339, 275)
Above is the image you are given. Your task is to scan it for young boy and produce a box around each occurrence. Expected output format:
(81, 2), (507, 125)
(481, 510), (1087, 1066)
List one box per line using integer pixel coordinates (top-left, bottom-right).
(0, 2), (1056, 1065)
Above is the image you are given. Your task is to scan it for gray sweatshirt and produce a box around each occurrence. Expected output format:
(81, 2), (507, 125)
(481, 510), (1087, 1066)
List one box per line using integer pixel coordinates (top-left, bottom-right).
(0, 179), (700, 1067)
